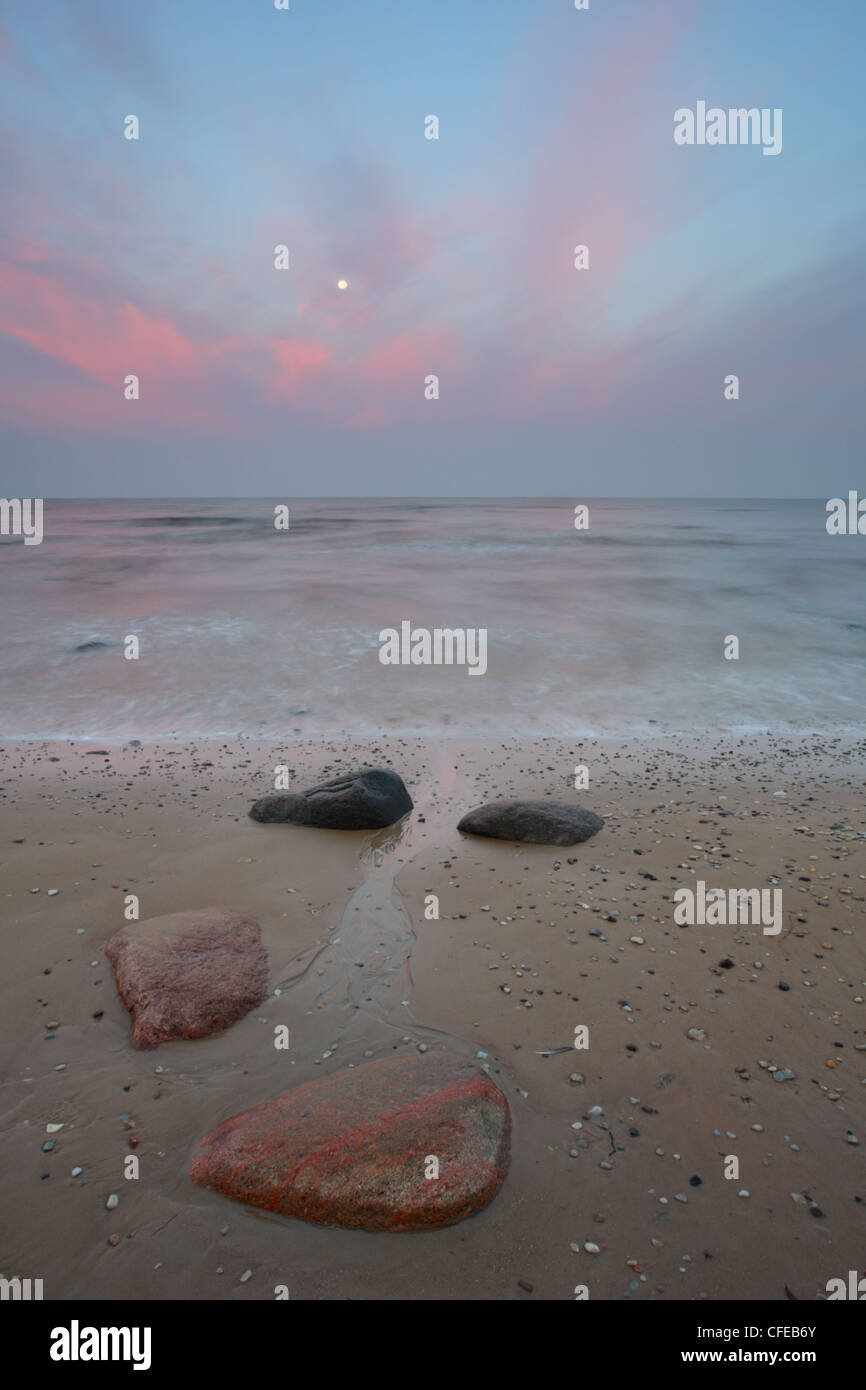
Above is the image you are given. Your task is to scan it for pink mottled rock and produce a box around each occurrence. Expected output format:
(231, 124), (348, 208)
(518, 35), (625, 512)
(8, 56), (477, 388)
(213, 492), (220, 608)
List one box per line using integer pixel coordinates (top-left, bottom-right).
(190, 1051), (510, 1231)
(105, 907), (268, 1050)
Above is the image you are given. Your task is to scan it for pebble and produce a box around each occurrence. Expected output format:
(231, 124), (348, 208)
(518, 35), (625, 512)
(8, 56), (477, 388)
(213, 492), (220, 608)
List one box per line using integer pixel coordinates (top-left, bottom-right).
(737, 1189), (750, 1199)
(569, 1073), (584, 1085)
(847, 1132), (859, 1145)
(240, 1269), (252, 1283)
(106, 1193), (119, 1210)
(686, 1028), (706, 1041)
(42, 1141), (55, 1152)
(71, 1166), (83, 1177)
(584, 1242), (601, 1254)
(517, 1279), (533, 1293)
(751, 1124), (764, 1133)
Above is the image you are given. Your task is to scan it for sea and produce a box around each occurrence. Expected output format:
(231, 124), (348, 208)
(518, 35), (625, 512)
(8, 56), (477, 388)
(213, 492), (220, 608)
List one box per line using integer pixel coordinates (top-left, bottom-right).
(1, 498), (863, 741)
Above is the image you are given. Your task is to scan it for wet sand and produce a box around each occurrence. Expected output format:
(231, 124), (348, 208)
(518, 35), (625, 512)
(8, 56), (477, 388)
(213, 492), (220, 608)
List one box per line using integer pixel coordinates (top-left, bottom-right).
(1, 733), (864, 1300)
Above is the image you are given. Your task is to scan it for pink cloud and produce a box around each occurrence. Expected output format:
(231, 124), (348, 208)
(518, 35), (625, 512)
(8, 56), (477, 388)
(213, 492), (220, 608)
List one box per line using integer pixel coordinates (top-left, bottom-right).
(357, 328), (456, 386)
(0, 264), (199, 384)
(269, 338), (331, 400)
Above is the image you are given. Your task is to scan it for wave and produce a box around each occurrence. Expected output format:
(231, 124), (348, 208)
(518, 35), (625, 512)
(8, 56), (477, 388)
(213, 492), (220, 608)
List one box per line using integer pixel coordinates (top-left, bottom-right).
(128, 515), (248, 527)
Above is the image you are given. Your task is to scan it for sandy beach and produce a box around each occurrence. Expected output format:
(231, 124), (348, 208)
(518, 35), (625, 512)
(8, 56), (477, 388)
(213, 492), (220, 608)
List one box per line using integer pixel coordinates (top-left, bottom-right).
(1, 732), (863, 1301)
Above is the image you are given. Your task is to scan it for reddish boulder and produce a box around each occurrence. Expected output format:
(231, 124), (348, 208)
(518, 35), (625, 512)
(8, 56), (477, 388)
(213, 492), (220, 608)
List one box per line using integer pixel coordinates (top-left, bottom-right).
(105, 907), (268, 1050)
(190, 1051), (510, 1231)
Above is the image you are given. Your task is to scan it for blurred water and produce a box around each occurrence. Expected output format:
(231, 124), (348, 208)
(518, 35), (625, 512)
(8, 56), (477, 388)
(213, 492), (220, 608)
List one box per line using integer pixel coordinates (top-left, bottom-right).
(1, 497), (863, 739)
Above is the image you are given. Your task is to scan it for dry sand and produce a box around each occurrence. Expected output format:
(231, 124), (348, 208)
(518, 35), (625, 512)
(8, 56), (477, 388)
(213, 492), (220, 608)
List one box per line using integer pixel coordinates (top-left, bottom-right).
(1, 733), (864, 1301)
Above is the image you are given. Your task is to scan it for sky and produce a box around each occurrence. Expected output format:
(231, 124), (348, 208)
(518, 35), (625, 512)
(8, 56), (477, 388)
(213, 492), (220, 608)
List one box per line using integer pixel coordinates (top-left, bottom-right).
(0, 0), (864, 497)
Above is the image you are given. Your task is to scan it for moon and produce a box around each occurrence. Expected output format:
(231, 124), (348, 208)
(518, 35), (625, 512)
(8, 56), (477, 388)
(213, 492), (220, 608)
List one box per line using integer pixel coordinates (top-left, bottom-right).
(337, 279), (348, 290)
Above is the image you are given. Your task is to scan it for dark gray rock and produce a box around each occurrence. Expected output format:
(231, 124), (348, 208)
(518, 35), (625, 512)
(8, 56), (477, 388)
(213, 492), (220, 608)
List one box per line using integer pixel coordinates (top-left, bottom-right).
(457, 800), (604, 846)
(250, 768), (412, 830)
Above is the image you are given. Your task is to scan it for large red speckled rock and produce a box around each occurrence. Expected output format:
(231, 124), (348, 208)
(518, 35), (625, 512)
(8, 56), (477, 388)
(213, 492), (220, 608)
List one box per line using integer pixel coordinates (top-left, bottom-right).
(105, 908), (268, 1050)
(190, 1052), (510, 1231)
